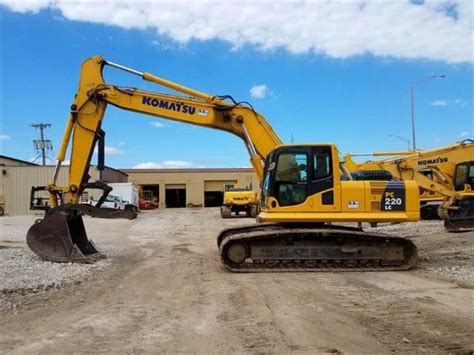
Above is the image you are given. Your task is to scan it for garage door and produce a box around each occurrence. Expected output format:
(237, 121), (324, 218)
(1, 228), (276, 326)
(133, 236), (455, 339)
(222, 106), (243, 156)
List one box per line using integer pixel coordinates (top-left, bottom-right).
(165, 184), (186, 208)
(165, 184), (186, 189)
(204, 180), (237, 192)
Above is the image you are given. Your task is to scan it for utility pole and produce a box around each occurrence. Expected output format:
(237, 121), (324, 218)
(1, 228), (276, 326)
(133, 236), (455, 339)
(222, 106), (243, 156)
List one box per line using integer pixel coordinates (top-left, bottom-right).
(31, 123), (52, 165)
(409, 74), (445, 151)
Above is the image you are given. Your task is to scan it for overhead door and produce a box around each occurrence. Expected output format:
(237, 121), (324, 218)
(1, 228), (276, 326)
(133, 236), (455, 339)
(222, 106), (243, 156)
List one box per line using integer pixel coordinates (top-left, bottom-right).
(204, 180), (237, 192)
(166, 184), (186, 190)
(204, 180), (237, 207)
(165, 184), (186, 208)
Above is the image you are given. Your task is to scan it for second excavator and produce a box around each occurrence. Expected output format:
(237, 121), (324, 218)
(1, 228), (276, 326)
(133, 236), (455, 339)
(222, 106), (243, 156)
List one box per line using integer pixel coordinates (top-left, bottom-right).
(221, 185), (258, 218)
(344, 140), (474, 231)
(27, 56), (419, 271)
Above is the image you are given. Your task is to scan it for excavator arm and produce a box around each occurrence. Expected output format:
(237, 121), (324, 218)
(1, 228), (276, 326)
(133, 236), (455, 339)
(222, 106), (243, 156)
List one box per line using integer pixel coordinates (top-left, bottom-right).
(50, 56), (281, 207)
(27, 55), (281, 262)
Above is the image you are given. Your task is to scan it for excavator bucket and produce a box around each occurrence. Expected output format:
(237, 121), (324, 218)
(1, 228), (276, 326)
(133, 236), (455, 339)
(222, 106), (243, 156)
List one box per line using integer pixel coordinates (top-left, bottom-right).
(26, 210), (104, 263)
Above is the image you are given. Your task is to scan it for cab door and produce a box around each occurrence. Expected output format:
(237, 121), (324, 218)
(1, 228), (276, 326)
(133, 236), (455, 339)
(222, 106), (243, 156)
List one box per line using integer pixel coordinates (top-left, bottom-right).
(268, 145), (338, 211)
(308, 145), (338, 211)
(272, 149), (309, 207)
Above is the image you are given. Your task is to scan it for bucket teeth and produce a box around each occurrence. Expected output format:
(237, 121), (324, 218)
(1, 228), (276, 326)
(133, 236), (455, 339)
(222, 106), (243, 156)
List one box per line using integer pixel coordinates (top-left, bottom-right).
(26, 210), (103, 263)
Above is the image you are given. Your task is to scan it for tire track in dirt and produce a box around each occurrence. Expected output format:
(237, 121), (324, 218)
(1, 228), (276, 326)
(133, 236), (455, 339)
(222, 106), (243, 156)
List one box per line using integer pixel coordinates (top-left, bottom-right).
(309, 273), (473, 353)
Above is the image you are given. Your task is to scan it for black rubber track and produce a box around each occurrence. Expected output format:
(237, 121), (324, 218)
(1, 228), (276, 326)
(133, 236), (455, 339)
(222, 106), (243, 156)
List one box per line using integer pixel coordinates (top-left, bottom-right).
(218, 224), (418, 272)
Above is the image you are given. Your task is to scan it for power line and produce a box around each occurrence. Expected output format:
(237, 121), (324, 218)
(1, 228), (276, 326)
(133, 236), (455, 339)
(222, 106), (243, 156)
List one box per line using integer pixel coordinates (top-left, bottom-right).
(31, 123), (52, 166)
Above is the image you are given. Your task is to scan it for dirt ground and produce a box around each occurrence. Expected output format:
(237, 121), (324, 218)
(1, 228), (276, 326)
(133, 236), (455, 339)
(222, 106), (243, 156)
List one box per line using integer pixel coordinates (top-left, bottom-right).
(1, 208), (473, 354)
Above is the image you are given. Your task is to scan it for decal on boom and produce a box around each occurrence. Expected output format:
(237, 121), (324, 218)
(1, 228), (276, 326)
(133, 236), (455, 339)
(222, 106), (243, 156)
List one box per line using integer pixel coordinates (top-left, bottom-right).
(142, 96), (196, 115)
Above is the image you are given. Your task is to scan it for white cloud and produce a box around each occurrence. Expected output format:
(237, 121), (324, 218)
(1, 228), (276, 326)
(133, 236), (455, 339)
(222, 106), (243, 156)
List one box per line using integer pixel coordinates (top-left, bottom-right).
(133, 160), (193, 169)
(431, 100), (449, 107)
(459, 131), (470, 137)
(93, 145), (123, 156)
(104, 146), (123, 156)
(431, 98), (469, 107)
(453, 98), (468, 107)
(0, 1), (472, 63)
(250, 84), (268, 99)
(0, 134), (11, 140)
(151, 121), (165, 128)
(0, 0), (49, 14)
(133, 162), (161, 169)
(161, 160), (192, 168)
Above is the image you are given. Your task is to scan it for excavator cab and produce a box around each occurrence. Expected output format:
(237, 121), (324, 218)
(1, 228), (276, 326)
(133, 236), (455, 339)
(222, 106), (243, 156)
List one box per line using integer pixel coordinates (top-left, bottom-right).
(443, 161), (474, 232)
(260, 145), (332, 208)
(454, 161), (474, 192)
(258, 144), (420, 224)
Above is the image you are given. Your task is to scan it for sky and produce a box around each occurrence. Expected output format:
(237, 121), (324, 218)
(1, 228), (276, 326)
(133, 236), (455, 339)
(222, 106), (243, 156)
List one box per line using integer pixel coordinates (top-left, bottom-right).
(0, 1), (472, 169)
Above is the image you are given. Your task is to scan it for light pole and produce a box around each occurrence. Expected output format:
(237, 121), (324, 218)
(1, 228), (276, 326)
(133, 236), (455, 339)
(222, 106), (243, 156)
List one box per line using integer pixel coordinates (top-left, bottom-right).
(410, 74), (445, 150)
(388, 134), (410, 151)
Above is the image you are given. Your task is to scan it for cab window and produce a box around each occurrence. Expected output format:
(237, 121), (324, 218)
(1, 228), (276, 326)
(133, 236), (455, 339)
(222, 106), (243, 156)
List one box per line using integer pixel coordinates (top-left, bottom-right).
(454, 164), (468, 191)
(275, 152), (307, 206)
(470, 165), (474, 188)
(275, 153), (307, 182)
(260, 169), (271, 207)
(313, 148), (332, 180)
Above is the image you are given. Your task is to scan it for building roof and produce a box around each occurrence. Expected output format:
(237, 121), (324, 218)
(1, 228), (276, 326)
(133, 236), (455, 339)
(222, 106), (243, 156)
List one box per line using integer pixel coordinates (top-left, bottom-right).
(120, 168), (254, 174)
(102, 165), (128, 177)
(0, 156), (128, 178)
(0, 155), (38, 166)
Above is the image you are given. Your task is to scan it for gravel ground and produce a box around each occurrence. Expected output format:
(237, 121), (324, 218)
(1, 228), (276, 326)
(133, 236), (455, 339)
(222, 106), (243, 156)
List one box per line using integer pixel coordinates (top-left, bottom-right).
(0, 209), (473, 353)
(371, 220), (473, 286)
(0, 248), (110, 294)
(369, 219), (445, 236)
(1, 215), (472, 299)
(0, 215), (128, 312)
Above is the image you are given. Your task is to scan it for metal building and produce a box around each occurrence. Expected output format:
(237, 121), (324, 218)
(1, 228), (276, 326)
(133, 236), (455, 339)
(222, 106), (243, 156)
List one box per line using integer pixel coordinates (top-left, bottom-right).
(0, 155), (127, 215)
(0, 154), (258, 214)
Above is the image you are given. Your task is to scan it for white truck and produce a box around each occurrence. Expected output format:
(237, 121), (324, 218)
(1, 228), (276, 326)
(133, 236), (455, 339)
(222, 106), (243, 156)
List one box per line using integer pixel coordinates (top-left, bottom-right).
(108, 183), (139, 212)
(101, 194), (127, 210)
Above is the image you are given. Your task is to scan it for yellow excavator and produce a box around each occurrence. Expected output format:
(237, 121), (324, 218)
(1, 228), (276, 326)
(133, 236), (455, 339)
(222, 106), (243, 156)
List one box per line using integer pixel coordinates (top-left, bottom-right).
(344, 140), (474, 231)
(221, 184), (258, 218)
(27, 55), (420, 271)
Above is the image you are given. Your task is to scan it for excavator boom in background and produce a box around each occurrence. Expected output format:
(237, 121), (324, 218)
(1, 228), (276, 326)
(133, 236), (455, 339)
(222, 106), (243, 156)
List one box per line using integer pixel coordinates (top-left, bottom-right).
(27, 56), (419, 271)
(344, 140), (474, 231)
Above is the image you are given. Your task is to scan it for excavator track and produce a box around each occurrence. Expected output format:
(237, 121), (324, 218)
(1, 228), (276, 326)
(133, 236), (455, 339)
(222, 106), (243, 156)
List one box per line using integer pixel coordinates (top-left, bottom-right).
(438, 199), (474, 232)
(218, 224), (417, 272)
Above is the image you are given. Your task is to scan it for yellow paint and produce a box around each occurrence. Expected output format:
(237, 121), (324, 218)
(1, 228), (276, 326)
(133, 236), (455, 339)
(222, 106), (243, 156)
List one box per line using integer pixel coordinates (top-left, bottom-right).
(224, 190), (258, 206)
(344, 141), (474, 213)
